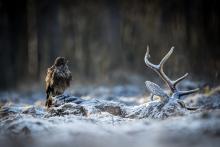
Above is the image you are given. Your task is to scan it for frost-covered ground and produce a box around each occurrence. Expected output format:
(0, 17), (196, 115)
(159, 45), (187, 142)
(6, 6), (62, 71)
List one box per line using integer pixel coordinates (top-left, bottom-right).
(0, 82), (220, 147)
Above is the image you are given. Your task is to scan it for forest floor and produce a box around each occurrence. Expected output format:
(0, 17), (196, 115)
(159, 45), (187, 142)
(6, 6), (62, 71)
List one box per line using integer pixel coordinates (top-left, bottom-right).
(0, 81), (220, 147)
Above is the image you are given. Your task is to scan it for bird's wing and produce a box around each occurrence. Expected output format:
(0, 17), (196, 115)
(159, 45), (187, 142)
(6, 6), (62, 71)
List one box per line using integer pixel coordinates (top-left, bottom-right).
(45, 67), (54, 92)
(64, 66), (72, 86)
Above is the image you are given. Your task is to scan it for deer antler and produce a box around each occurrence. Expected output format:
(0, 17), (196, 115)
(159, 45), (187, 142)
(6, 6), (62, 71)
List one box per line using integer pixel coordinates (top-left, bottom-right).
(144, 45), (199, 97)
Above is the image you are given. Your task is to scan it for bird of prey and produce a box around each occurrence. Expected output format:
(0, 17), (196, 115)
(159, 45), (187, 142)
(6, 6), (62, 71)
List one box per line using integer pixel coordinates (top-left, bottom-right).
(45, 57), (72, 108)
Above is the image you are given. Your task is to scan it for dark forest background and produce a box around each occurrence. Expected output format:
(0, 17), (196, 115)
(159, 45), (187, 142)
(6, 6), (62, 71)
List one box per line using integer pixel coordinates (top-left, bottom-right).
(0, 0), (219, 90)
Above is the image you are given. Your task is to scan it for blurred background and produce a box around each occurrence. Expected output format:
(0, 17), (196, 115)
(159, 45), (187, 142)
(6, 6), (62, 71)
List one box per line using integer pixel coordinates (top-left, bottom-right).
(0, 0), (220, 90)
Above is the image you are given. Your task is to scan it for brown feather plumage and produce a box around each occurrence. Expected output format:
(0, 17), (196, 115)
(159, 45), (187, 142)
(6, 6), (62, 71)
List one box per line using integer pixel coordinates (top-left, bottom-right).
(45, 57), (72, 108)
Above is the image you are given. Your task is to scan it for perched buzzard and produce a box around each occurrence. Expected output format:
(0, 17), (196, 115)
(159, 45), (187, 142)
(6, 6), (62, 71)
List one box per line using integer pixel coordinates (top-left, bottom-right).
(45, 57), (72, 108)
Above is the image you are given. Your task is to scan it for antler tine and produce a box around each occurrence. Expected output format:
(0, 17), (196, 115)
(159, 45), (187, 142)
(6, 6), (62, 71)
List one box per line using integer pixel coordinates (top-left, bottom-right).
(179, 88), (199, 97)
(144, 45), (158, 70)
(173, 73), (188, 87)
(159, 46), (174, 68)
(158, 47), (175, 92)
